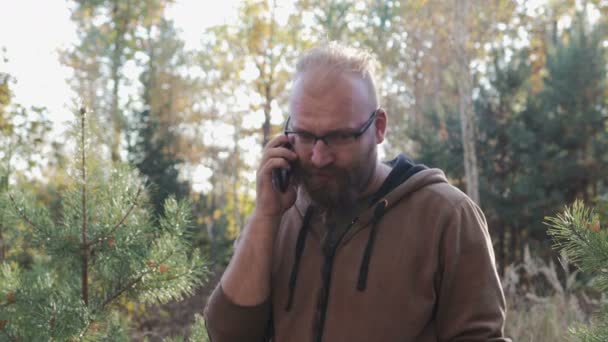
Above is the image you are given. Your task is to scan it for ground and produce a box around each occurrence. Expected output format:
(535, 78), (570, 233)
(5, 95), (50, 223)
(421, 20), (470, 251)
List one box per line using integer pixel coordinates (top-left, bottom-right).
(131, 268), (222, 341)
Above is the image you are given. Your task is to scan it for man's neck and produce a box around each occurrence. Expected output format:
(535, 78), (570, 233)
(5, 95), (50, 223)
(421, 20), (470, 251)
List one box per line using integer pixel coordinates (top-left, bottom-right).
(359, 162), (392, 200)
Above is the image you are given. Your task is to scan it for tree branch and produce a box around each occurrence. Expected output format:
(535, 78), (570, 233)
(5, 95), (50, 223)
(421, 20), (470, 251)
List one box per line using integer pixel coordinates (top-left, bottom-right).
(99, 245), (182, 310)
(7, 193), (39, 231)
(110, 186), (142, 231)
(99, 271), (149, 310)
(85, 185), (142, 248)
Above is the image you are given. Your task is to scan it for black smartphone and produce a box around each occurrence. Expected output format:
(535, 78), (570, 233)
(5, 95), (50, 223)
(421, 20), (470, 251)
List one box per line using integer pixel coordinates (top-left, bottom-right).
(272, 142), (293, 193)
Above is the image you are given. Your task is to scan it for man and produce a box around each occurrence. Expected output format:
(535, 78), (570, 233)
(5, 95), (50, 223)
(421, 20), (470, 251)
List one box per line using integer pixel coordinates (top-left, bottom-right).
(204, 42), (510, 342)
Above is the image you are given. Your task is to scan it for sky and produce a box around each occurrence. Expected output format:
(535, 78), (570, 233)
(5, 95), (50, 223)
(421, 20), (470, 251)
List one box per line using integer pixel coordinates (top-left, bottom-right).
(0, 0), (299, 190)
(0, 0), (241, 127)
(1, 0), (589, 190)
(0, 0), (245, 190)
(0, 0), (584, 129)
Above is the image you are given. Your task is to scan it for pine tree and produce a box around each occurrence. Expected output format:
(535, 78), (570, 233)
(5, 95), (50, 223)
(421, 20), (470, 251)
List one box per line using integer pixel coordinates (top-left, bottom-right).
(412, 11), (608, 269)
(128, 18), (194, 219)
(545, 200), (608, 340)
(475, 47), (543, 270)
(532, 13), (608, 206)
(129, 109), (189, 217)
(0, 108), (207, 340)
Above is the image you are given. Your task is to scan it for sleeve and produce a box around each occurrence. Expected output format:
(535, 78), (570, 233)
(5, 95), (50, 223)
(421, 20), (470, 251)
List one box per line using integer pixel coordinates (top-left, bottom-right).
(435, 197), (511, 342)
(203, 283), (272, 342)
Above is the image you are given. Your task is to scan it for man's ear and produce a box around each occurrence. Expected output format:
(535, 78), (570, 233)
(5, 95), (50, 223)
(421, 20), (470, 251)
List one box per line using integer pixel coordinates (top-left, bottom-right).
(374, 108), (387, 144)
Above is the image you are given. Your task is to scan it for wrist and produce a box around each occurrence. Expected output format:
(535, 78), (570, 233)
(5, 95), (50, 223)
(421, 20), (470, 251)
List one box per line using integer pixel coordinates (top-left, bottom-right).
(240, 209), (282, 241)
(250, 209), (284, 225)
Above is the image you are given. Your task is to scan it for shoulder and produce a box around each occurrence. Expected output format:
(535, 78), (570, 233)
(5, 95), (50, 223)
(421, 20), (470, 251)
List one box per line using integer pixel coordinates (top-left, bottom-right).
(420, 182), (473, 210)
(392, 178), (486, 234)
(394, 176), (475, 216)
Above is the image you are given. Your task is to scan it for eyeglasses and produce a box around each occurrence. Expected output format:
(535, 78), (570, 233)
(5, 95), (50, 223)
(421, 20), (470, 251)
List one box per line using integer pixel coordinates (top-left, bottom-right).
(284, 110), (378, 148)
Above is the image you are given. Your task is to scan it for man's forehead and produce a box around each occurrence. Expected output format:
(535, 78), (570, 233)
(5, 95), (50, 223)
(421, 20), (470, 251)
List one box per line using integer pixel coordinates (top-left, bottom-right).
(292, 67), (361, 93)
(290, 70), (372, 113)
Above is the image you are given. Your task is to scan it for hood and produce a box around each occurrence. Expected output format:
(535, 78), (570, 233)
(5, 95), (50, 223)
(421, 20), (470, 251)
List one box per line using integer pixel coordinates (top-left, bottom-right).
(293, 154), (447, 241)
(282, 154), (450, 335)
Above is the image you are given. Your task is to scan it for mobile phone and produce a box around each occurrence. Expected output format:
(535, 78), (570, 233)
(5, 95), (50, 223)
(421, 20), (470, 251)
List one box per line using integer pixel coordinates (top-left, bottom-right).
(272, 142), (293, 193)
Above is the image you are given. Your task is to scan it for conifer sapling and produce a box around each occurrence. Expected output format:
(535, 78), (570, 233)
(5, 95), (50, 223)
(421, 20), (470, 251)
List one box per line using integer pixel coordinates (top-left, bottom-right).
(0, 108), (207, 340)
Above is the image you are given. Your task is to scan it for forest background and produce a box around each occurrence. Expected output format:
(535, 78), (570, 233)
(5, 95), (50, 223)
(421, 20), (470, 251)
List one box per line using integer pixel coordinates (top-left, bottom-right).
(2, 0), (608, 340)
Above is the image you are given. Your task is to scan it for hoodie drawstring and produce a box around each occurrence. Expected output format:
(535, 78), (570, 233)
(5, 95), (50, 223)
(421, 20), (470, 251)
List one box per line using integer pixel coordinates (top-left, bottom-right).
(283, 201), (388, 342)
(357, 199), (388, 291)
(285, 206), (314, 311)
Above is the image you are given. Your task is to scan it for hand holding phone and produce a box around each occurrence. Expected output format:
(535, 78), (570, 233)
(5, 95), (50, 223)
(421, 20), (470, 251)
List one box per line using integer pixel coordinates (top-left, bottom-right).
(271, 142), (293, 193)
(254, 134), (297, 218)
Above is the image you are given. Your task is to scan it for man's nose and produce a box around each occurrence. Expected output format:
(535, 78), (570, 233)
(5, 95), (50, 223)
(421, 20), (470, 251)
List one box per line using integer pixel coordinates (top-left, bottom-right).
(310, 139), (334, 168)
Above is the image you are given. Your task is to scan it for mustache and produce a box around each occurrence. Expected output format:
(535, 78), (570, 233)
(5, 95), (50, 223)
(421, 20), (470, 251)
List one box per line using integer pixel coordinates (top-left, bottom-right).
(298, 164), (345, 176)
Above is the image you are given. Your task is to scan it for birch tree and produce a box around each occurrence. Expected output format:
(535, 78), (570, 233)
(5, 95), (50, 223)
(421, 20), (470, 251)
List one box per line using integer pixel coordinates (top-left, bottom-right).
(454, 0), (480, 204)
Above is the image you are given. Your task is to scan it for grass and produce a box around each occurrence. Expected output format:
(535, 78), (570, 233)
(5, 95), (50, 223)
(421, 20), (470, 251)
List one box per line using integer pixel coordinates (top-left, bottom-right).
(503, 246), (600, 341)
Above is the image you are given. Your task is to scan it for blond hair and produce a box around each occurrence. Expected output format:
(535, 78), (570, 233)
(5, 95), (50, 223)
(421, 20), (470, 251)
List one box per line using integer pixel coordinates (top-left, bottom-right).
(295, 42), (379, 107)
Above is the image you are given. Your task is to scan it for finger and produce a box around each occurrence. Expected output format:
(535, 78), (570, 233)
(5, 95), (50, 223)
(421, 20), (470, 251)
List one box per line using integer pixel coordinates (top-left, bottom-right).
(260, 139), (297, 166)
(264, 134), (290, 151)
(259, 157), (292, 178)
(265, 145), (297, 161)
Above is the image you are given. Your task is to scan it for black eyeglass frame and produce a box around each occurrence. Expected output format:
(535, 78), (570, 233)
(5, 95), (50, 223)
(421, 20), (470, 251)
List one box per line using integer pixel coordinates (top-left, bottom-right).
(283, 109), (379, 147)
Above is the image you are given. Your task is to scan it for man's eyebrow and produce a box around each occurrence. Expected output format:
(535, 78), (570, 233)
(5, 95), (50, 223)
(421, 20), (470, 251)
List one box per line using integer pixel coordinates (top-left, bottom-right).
(290, 125), (357, 135)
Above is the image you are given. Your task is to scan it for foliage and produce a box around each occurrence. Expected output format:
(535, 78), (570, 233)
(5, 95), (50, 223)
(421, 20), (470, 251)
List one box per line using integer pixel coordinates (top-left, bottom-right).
(62, 0), (175, 162)
(545, 200), (608, 340)
(0, 109), (207, 340)
(0, 57), (55, 266)
(412, 10), (608, 270)
(502, 246), (589, 341)
(7, 0), (608, 336)
(127, 18), (196, 218)
(129, 108), (189, 217)
(519, 11), (608, 240)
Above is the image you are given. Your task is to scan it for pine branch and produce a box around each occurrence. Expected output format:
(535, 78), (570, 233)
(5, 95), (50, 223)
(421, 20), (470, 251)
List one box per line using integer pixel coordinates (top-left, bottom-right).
(7, 192), (39, 231)
(78, 322), (92, 341)
(98, 241), (198, 310)
(110, 185), (142, 231)
(546, 203), (592, 252)
(144, 268), (199, 285)
(568, 221), (591, 247)
(0, 301), (15, 308)
(85, 185), (143, 249)
(77, 318), (96, 341)
(99, 270), (150, 310)
(0, 328), (17, 342)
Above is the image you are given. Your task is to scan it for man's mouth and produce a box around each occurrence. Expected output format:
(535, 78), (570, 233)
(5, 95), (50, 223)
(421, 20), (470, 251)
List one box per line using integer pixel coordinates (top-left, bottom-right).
(311, 171), (333, 181)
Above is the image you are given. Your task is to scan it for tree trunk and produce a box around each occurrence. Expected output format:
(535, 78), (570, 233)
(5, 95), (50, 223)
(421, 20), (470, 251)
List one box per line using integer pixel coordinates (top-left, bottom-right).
(510, 225), (519, 265)
(110, 1), (128, 163)
(498, 221), (506, 276)
(232, 121), (242, 234)
(207, 193), (217, 265)
(0, 230), (4, 262)
(262, 82), (272, 147)
(261, 2), (277, 147)
(454, 0), (480, 204)
(110, 36), (123, 163)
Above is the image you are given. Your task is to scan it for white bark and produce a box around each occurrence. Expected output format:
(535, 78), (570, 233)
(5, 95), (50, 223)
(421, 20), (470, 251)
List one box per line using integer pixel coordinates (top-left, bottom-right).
(454, 0), (480, 204)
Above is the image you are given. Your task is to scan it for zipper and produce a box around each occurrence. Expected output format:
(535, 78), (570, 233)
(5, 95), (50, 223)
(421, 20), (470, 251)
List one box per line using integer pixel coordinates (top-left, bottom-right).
(312, 218), (358, 342)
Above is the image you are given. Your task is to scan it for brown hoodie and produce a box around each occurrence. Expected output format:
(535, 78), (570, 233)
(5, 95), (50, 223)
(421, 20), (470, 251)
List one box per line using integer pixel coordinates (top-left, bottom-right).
(205, 159), (510, 342)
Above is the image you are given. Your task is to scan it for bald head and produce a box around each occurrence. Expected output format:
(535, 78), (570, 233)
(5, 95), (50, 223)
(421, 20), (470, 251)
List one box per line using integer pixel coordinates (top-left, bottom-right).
(292, 42), (379, 110)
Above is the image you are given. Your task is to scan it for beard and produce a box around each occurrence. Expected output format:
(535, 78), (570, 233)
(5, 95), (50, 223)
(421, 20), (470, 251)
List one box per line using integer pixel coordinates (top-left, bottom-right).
(296, 143), (377, 211)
